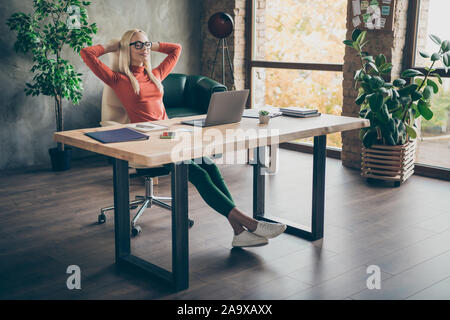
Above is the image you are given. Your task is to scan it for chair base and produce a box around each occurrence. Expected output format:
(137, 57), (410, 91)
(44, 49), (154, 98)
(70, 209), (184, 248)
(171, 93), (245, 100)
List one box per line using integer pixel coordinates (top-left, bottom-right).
(99, 176), (194, 235)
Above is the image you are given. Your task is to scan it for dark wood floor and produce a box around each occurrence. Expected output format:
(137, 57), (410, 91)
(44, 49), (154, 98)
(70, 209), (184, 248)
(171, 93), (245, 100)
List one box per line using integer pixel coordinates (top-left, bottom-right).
(0, 149), (449, 300)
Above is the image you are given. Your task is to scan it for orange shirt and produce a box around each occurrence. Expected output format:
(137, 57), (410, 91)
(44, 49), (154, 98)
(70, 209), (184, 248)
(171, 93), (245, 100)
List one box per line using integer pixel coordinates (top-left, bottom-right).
(80, 42), (181, 123)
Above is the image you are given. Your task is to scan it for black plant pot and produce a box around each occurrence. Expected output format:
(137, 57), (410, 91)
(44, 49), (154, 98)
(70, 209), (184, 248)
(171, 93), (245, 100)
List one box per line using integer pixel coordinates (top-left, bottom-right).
(48, 147), (72, 171)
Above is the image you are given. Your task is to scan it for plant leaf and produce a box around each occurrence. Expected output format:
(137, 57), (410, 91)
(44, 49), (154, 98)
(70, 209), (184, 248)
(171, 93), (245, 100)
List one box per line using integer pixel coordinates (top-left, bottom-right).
(419, 51), (430, 58)
(443, 52), (450, 67)
(393, 79), (406, 87)
(379, 63), (393, 74)
(429, 34), (441, 46)
(375, 54), (386, 68)
(427, 79), (439, 93)
(368, 93), (383, 113)
(430, 73), (443, 84)
(343, 40), (354, 47)
(431, 53), (440, 61)
(441, 40), (450, 53)
(422, 86), (432, 100)
(405, 124), (417, 139)
(362, 56), (375, 63)
(401, 69), (424, 78)
(418, 99), (434, 120)
(368, 62), (379, 73)
(356, 30), (366, 45)
(352, 29), (362, 42)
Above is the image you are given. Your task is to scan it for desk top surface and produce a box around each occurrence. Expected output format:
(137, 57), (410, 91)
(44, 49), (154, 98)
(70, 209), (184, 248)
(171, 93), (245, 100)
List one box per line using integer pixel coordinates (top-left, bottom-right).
(54, 114), (369, 167)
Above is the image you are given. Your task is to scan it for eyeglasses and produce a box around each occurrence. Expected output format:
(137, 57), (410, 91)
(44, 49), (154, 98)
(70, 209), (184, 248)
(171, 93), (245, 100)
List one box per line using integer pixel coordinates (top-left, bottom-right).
(129, 41), (152, 50)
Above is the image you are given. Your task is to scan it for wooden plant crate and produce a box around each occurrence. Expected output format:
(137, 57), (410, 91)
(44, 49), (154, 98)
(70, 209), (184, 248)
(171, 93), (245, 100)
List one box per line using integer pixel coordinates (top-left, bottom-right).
(361, 140), (416, 187)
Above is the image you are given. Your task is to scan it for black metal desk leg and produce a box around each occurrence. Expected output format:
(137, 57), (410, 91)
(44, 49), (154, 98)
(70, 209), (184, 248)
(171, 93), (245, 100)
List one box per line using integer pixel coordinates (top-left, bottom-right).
(253, 146), (265, 219)
(171, 162), (189, 291)
(311, 135), (327, 240)
(252, 136), (327, 241)
(112, 159), (131, 262)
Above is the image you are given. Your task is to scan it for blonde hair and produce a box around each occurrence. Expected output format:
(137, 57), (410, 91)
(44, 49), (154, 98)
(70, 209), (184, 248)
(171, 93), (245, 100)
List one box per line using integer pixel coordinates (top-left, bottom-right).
(111, 29), (163, 95)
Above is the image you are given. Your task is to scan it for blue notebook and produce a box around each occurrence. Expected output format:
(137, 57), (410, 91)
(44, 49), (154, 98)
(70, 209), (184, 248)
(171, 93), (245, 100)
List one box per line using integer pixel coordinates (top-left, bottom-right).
(84, 128), (149, 144)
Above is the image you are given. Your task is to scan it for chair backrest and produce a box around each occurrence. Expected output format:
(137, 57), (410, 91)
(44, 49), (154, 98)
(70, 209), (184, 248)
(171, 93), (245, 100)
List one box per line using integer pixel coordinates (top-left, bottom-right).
(100, 48), (130, 126)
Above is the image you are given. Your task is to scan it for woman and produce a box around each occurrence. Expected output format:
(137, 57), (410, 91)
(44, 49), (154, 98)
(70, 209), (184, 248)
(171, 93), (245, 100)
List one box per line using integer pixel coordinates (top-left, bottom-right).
(80, 29), (286, 247)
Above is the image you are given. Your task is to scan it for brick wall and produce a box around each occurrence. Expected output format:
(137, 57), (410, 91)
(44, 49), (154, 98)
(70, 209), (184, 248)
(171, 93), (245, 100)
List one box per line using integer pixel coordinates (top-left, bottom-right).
(341, 0), (411, 169)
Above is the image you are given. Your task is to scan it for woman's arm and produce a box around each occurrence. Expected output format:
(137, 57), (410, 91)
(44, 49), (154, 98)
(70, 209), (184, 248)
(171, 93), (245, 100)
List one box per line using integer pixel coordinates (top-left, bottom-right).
(80, 40), (120, 88)
(152, 42), (182, 80)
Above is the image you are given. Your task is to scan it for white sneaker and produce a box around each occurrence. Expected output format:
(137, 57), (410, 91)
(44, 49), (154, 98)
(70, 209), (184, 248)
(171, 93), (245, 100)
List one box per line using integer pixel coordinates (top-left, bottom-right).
(232, 230), (268, 248)
(252, 221), (287, 239)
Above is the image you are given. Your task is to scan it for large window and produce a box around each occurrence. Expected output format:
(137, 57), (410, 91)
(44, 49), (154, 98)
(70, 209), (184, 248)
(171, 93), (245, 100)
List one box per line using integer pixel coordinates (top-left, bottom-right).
(408, 0), (450, 170)
(249, 0), (347, 148)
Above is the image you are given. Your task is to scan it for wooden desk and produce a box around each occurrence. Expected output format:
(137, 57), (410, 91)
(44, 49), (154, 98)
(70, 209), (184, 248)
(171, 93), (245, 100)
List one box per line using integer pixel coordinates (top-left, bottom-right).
(54, 114), (369, 291)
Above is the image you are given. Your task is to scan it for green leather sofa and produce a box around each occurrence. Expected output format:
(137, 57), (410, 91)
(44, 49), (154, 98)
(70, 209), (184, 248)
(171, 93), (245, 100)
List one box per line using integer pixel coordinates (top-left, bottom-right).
(162, 74), (227, 119)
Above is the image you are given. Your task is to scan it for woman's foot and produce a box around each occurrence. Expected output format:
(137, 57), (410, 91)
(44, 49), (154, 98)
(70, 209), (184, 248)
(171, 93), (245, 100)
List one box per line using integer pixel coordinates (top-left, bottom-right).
(227, 207), (258, 234)
(251, 221), (287, 239)
(232, 230), (268, 248)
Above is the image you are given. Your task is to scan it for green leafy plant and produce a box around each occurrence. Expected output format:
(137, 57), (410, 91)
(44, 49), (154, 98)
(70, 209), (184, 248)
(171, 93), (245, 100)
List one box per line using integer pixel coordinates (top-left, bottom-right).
(344, 29), (450, 148)
(7, 0), (97, 151)
(259, 110), (270, 116)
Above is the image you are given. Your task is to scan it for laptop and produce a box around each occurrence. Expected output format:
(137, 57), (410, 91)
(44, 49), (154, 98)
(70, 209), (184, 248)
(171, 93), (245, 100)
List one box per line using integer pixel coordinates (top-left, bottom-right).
(181, 90), (249, 127)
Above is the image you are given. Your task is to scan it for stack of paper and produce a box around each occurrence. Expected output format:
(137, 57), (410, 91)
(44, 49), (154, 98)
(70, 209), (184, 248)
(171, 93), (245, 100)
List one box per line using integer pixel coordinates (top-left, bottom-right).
(127, 122), (168, 132)
(281, 107), (321, 118)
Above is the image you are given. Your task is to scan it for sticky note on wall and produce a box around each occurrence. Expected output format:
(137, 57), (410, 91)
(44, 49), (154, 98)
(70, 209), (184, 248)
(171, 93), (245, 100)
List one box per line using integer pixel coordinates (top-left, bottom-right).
(352, 0), (361, 16)
(363, 13), (371, 23)
(361, 1), (369, 10)
(352, 16), (361, 27)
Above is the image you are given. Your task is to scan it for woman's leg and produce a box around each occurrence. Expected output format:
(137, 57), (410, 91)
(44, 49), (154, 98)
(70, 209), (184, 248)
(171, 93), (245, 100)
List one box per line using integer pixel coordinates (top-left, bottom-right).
(164, 160), (283, 240)
(197, 157), (234, 203)
(187, 160), (236, 218)
(196, 158), (260, 235)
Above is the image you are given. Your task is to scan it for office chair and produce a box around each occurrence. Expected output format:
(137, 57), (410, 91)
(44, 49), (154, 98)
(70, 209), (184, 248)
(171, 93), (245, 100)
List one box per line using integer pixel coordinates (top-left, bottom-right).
(97, 48), (227, 236)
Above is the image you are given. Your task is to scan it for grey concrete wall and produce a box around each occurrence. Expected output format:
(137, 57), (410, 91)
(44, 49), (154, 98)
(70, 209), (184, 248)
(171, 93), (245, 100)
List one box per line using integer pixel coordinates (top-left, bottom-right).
(0, 0), (202, 170)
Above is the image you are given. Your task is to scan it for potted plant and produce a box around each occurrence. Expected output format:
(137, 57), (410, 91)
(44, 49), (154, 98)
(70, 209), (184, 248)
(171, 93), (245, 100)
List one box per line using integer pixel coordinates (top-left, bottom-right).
(344, 29), (450, 186)
(7, 0), (97, 171)
(259, 110), (270, 124)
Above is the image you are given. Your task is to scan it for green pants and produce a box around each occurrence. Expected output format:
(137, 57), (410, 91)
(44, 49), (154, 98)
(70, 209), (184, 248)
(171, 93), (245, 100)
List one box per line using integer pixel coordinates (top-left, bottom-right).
(163, 157), (236, 217)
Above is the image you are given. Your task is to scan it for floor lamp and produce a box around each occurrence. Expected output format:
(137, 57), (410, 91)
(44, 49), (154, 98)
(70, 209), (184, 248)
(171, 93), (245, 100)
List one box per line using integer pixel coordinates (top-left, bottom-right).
(208, 12), (235, 90)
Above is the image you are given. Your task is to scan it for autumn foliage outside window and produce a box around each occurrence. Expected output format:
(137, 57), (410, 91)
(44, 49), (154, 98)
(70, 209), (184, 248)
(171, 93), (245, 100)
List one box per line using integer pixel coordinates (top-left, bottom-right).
(252, 0), (347, 148)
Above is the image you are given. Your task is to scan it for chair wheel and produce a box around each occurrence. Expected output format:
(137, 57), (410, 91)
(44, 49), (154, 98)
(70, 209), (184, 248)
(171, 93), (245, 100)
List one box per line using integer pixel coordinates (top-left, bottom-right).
(188, 218), (194, 229)
(98, 213), (106, 224)
(130, 205), (138, 210)
(131, 225), (142, 237)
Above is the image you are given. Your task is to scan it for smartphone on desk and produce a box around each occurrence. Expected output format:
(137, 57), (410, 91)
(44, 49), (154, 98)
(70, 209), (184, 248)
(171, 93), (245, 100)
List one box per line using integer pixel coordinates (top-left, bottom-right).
(160, 131), (176, 139)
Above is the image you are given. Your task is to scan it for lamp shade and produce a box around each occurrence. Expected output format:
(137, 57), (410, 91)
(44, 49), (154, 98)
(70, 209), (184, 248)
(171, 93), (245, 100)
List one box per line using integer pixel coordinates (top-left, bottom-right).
(208, 12), (234, 39)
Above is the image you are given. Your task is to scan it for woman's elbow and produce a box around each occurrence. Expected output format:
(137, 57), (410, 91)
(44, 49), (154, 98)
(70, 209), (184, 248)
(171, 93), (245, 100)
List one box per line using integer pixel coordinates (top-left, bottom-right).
(175, 43), (182, 54)
(79, 47), (89, 62)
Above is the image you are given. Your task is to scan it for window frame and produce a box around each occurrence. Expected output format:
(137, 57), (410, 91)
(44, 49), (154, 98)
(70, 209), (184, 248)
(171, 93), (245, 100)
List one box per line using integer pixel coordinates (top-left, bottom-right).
(404, 0), (450, 178)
